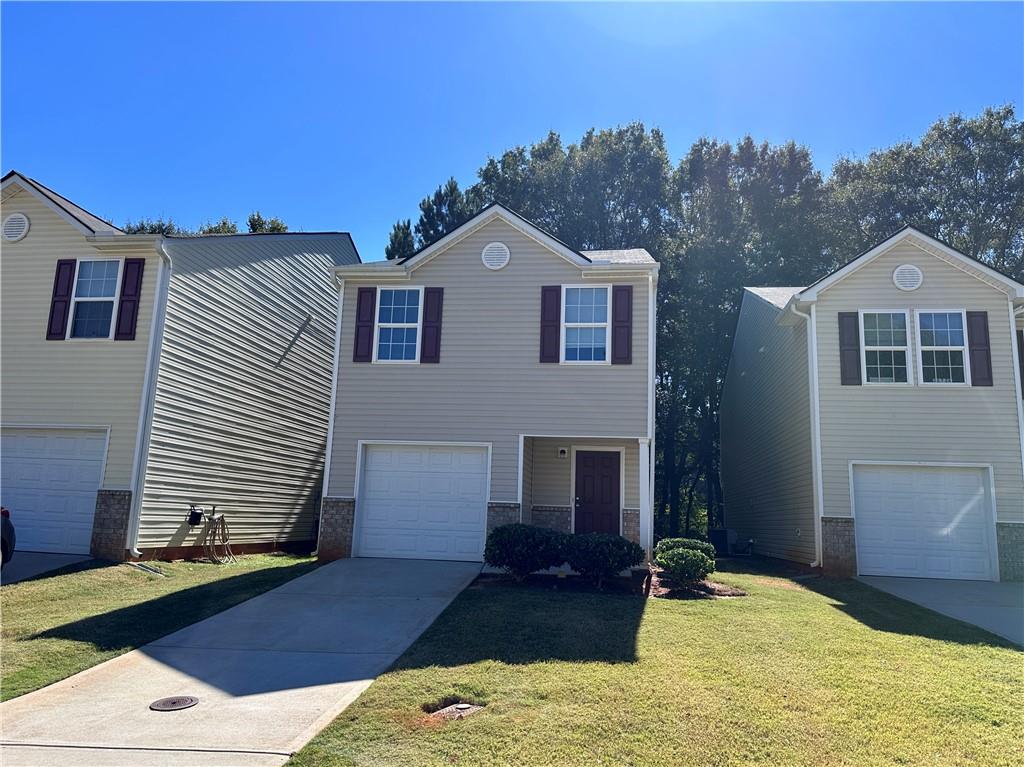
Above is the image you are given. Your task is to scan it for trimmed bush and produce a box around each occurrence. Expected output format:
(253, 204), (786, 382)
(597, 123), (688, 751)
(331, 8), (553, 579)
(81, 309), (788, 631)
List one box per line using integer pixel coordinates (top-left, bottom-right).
(565, 533), (645, 589)
(654, 537), (717, 561)
(655, 547), (715, 584)
(484, 524), (567, 582)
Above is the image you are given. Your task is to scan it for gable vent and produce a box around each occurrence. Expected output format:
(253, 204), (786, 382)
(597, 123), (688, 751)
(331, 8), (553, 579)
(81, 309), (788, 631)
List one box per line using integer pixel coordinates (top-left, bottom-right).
(2, 213), (30, 242)
(892, 264), (923, 291)
(481, 241), (510, 270)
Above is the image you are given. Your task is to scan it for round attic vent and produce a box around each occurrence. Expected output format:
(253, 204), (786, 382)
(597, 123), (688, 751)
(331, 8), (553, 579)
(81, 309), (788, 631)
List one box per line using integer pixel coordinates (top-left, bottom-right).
(892, 264), (923, 291)
(2, 213), (30, 242)
(481, 241), (510, 270)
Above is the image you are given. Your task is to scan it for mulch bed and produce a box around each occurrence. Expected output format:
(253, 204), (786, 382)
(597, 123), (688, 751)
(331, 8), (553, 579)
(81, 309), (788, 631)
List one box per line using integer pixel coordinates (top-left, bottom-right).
(473, 569), (747, 600)
(648, 567), (747, 600)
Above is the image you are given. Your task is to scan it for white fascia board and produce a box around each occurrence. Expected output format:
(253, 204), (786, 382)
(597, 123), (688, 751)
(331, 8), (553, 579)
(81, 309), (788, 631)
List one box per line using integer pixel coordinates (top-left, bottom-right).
(2, 174), (97, 236)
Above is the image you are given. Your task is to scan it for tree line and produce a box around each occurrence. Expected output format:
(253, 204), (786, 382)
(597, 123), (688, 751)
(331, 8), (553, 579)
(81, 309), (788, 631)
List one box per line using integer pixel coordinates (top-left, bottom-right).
(382, 105), (1024, 538)
(123, 210), (288, 236)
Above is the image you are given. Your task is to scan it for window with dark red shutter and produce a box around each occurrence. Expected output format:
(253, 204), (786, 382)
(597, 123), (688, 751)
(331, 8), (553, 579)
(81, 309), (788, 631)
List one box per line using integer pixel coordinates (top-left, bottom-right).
(46, 259), (77, 340)
(966, 311), (993, 386)
(352, 287), (376, 362)
(420, 287), (444, 363)
(539, 285), (560, 363)
(114, 258), (145, 340)
(611, 285), (633, 364)
(838, 312), (862, 385)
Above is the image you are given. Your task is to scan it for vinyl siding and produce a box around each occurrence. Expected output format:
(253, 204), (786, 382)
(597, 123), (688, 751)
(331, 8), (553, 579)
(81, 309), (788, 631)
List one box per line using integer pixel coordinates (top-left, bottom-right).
(0, 188), (156, 488)
(329, 218), (651, 502)
(720, 292), (816, 563)
(529, 437), (640, 509)
(815, 239), (1024, 523)
(136, 236), (351, 549)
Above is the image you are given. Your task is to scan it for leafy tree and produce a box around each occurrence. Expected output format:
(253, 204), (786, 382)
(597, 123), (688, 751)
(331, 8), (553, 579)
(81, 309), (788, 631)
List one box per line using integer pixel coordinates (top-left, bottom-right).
(385, 219), (416, 260)
(247, 211), (288, 233)
(198, 216), (239, 234)
(122, 217), (190, 236)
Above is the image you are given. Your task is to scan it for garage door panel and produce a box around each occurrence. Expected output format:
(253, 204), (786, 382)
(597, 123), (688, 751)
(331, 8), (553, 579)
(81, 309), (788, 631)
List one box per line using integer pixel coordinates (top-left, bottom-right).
(853, 464), (995, 581)
(357, 444), (487, 562)
(1, 428), (106, 555)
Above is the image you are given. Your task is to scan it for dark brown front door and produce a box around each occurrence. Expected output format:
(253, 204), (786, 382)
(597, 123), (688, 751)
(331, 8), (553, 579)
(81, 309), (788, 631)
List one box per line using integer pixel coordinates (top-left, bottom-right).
(574, 450), (620, 534)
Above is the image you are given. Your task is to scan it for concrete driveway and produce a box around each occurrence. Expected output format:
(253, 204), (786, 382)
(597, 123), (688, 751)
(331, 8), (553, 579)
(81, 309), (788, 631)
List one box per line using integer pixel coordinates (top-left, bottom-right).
(2, 552), (92, 585)
(1, 557), (480, 766)
(859, 576), (1024, 646)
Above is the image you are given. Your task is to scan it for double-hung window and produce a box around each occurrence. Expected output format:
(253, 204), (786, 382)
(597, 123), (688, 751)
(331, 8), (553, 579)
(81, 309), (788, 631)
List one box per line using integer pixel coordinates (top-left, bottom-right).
(861, 311), (910, 384)
(69, 259), (121, 339)
(918, 311), (969, 384)
(562, 285), (610, 363)
(374, 287), (422, 362)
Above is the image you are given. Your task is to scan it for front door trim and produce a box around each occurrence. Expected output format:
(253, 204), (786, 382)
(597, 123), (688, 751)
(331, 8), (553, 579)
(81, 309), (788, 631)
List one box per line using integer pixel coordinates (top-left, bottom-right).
(570, 445), (625, 535)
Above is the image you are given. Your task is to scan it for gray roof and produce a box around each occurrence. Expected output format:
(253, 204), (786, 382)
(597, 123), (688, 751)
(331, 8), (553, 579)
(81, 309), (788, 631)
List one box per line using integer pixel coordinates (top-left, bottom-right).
(164, 232), (361, 271)
(2, 170), (122, 234)
(745, 286), (805, 309)
(580, 248), (657, 265)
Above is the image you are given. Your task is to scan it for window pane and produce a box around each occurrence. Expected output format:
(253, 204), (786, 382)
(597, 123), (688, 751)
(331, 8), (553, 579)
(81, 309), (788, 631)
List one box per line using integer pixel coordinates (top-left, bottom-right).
(75, 260), (119, 298)
(378, 289), (419, 324)
(863, 312), (908, 347)
(565, 326), (606, 362)
(865, 348), (907, 383)
(919, 312), (964, 347)
(922, 348), (965, 383)
(70, 301), (114, 338)
(565, 287), (608, 325)
(377, 325), (417, 361)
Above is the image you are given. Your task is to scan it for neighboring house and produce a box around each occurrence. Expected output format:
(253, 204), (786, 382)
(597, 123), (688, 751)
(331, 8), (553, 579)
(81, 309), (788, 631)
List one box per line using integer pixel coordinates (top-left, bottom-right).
(0, 170), (360, 560)
(721, 226), (1024, 581)
(317, 204), (658, 562)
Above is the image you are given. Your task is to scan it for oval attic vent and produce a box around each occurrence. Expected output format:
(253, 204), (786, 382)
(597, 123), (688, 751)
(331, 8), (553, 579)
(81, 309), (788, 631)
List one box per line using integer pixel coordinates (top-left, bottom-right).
(481, 241), (510, 270)
(892, 264), (923, 291)
(2, 213), (30, 242)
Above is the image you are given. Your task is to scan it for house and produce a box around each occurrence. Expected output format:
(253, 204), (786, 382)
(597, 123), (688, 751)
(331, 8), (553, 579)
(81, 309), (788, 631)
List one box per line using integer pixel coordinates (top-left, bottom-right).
(720, 226), (1024, 581)
(316, 204), (658, 562)
(0, 171), (360, 560)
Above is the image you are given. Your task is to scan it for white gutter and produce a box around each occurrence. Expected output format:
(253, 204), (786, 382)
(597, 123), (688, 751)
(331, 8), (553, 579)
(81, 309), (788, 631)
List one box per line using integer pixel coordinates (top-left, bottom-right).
(313, 278), (346, 557)
(125, 237), (172, 558)
(646, 271), (657, 552)
(790, 302), (824, 568)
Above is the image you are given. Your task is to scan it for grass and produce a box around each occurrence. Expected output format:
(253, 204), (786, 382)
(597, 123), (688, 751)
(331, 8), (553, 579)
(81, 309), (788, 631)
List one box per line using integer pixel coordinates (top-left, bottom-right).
(1, 553), (317, 701)
(290, 562), (1022, 767)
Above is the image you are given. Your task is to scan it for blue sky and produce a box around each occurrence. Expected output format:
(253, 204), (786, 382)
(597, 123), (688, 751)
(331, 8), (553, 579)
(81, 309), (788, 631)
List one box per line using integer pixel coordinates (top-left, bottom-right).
(3, 2), (1021, 260)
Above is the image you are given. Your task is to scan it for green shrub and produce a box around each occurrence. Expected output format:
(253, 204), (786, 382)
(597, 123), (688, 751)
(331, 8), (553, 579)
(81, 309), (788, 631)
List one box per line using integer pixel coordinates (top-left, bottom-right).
(484, 524), (567, 582)
(653, 537), (717, 561)
(565, 533), (645, 589)
(655, 547), (715, 584)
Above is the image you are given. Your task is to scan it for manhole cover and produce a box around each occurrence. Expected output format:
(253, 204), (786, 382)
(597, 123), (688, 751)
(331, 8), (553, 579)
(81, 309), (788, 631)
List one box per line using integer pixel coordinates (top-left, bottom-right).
(149, 696), (199, 712)
(431, 702), (483, 720)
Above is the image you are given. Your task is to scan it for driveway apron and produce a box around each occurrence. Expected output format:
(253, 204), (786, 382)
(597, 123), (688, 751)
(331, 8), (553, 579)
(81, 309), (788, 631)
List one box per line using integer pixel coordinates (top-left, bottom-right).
(1, 557), (480, 766)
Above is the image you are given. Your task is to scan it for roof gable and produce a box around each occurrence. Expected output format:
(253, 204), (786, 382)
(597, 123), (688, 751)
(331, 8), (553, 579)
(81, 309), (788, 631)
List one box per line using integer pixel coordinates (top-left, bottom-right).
(1, 170), (122, 236)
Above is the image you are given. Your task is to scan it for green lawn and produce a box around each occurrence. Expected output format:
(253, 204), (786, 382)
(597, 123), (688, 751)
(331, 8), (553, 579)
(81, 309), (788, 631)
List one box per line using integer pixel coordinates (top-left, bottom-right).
(1, 553), (317, 701)
(291, 563), (1022, 767)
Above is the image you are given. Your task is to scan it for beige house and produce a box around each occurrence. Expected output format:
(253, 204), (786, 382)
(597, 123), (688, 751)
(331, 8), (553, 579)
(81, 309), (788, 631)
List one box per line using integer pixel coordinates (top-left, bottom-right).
(1, 171), (359, 560)
(318, 204), (659, 562)
(721, 226), (1024, 581)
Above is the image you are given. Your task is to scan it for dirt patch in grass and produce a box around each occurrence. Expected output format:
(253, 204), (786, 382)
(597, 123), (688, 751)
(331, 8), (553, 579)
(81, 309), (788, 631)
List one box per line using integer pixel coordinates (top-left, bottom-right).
(648, 568), (747, 599)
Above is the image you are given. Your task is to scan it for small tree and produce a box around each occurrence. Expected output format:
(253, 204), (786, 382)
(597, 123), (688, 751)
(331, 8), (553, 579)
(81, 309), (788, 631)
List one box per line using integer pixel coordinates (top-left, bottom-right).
(199, 216), (239, 234)
(385, 219), (416, 260)
(247, 211), (288, 233)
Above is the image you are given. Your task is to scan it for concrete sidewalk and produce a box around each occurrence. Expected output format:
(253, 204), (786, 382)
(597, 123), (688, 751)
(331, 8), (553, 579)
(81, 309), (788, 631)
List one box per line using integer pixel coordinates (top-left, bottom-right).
(1, 557), (480, 766)
(858, 575), (1024, 646)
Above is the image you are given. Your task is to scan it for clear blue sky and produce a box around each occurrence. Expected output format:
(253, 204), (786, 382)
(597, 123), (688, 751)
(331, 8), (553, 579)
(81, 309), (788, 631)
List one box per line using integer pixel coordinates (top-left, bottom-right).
(3, 2), (1021, 260)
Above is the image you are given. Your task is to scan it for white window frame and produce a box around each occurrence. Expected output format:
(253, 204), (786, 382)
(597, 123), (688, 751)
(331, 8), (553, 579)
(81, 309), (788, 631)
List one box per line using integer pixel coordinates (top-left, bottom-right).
(916, 308), (972, 386)
(859, 309), (913, 386)
(560, 284), (612, 366)
(372, 285), (424, 364)
(66, 257), (124, 341)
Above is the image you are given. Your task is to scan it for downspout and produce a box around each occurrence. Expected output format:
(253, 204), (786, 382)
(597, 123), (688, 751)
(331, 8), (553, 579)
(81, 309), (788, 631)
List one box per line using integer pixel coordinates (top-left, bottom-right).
(125, 237), (172, 558)
(790, 302), (823, 568)
(313, 277), (345, 558)
(647, 270), (658, 552)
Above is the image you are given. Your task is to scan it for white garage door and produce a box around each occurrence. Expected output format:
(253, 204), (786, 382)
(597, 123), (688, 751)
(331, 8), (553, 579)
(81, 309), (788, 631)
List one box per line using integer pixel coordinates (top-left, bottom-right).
(853, 464), (996, 581)
(1, 428), (107, 554)
(357, 443), (488, 561)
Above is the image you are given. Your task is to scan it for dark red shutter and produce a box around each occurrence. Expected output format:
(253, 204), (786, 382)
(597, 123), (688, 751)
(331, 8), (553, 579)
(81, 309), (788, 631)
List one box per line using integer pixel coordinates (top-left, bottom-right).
(420, 287), (444, 363)
(113, 258), (146, 340)
(352, 287), (376, 362)
(838, 312), (861, 385)
(611, 285), (633, 364)
(540, 286), (561, 363)
(1017, 329), (1024, 398)
(966, 311), (993, 386)
(46, 259), (77, 340)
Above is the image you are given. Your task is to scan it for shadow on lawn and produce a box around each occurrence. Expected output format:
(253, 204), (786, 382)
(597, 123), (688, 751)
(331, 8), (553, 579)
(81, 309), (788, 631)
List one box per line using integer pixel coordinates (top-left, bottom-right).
(394, 580), (647, 669)
(718, 557), (1017, 648)
(31, 557), (318, 652)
